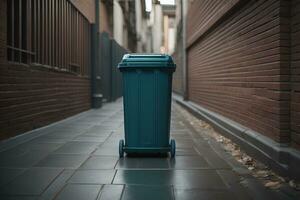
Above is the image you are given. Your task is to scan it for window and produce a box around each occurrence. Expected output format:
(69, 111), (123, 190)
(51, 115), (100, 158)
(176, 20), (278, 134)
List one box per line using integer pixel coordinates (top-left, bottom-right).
(6, 0), (91, 77)
(7, 0), (33, 63)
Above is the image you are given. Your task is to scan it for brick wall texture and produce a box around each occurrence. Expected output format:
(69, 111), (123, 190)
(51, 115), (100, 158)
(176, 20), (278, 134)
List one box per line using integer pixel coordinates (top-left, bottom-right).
(0, 0), (92, 140)
(186, 0), (300, 146)
(0, 0), (6, 63)
(0, 64), (91, 140)
(291, 0), (300, 148)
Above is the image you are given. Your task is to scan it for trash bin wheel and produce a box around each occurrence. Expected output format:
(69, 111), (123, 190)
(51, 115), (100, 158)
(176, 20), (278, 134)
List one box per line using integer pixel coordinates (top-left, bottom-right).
(170, 139), (176, 158)
(119, 139), (125, 157)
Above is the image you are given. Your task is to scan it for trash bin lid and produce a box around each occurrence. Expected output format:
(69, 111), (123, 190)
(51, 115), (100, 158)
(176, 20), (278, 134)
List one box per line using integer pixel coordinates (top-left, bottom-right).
(118, 54), (176, 69)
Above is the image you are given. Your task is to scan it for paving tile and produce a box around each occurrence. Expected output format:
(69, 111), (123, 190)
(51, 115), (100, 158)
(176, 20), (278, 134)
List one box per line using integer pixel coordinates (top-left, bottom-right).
(93, 146), (119, 156)
(116, 157), (170, 169)
(113, 169), (227, 189)
(35, 154), (89, 169)
(0, 100), (290, 199)
(39, 133), (76, 140)
(98, 185), (124, 200)
(17, 142), (63, 152)
(0, 168), (62, 195)
(217, 170), (252, 200)
(0, 151), (48, 168)
(170, 156), (210, 169)
(194, 142), (231, 169)
(54, 184), (102, 200)
(0, 168), (26, 187)
(175, 148), (199, 156)
(72, 136), (107, 143)
(113, 170), (173, 185)
(173, 170), (227, 189)
(30, 137), (70, 144)
(39, 170), (75, 200)
(174, 189), (236, 200)
(80, 156), (119, 169)
(68, 170), (115, 184)
(175, 139), (195, 148)
(53, 142), (98, 154)
(121, 185), (174, 200)
(0, 196), (38, 200)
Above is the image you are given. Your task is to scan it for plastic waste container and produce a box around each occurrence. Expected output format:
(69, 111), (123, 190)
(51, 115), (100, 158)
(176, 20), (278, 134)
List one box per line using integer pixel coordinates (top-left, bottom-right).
(118, 54), (176, 157)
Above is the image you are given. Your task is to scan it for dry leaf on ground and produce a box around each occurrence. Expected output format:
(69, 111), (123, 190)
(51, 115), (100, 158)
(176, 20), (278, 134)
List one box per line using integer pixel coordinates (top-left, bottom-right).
(265, 181), (281, 189)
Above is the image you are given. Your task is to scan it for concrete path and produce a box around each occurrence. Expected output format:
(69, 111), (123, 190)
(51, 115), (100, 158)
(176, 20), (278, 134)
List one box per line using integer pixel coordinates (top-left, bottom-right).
(0, 99), (296, 200)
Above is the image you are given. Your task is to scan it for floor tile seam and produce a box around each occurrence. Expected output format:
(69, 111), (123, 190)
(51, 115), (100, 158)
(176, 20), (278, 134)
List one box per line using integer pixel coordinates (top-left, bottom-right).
(175, 105), (233, 169)
(75, 154), (94, 170)
(171, 185), (176, 200)
(111, 170), (119, 184)
(37, 168), (66, 198)
(0, 194), (40, 198)
(113, 169), (226, 171)
(178, 106), (250, 173)
(115, 183), (231, 192)
(95, 184), (105, 200)
(97, 131), (116, 149)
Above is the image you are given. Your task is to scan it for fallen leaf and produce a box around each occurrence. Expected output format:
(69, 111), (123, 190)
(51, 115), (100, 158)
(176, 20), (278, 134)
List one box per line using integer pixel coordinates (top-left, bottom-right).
(289, 180), (300, 191)
(265, 181), (281, 189)
(256, 170), (269, 178)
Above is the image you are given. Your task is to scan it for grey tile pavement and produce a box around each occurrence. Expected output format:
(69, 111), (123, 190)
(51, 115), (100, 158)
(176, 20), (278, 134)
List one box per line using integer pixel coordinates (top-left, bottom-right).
(0, 99), (296, 200)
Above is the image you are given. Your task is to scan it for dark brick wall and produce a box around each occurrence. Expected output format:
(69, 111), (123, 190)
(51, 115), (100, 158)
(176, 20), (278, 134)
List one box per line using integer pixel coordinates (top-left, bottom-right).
(0, 64), (91, 140)
(0, 0), (92, 140)
(186, 0), (291, 143)
(291, 0), (300, 148)
(0, 0), (6, 63)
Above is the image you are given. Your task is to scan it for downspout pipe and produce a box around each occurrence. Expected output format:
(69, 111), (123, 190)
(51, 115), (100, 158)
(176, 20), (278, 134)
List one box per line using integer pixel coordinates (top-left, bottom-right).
(91, 0), (103, 108)
(181, 0), (188, 100)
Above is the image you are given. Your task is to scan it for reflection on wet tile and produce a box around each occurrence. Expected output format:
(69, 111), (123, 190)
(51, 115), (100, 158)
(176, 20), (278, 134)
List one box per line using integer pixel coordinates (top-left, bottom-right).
(0, 168), (26, 187)
(117, 157), (170, 169)
(98, 185), (124, 200)
(122, 185), (174, 200)
(175, 189), (236, 200)
(113, 170), (173, 185)
(35, 154), (88, 169)
(68, 170), (115, 184)
(80, 156), (118, 169)
(170, 156), (210, 169)
(54, 142), (98, 154)
(0, 168), (62, 195)
(113, 169), (227, 190)
(173, 170), (227, 189)
(54, 184), (101, 200)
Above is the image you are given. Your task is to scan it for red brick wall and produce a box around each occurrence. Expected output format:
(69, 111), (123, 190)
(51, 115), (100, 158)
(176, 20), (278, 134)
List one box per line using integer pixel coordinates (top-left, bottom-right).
(0, 64), (91, 140)
(186, 0), (290, 143)
(291, 0), (300, 148)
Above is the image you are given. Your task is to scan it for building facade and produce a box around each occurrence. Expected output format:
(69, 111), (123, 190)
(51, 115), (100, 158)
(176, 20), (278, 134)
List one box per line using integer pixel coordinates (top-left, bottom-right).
(0, 0), (92, 140)
(173, 0), (300, 179)
(0, 0), (145, 140)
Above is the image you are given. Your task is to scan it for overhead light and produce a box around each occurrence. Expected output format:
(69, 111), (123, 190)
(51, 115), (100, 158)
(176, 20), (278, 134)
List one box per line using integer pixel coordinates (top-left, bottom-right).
(158, 0), (175, 5)
(145, 0), (152, 12)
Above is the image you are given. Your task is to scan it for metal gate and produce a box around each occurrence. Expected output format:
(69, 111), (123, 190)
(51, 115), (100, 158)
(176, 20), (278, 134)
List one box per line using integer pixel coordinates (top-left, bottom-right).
(100, 32), (127, 102)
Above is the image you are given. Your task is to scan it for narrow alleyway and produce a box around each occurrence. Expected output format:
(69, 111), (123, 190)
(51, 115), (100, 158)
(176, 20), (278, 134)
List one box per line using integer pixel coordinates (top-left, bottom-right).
(0, 99), (295, 200)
